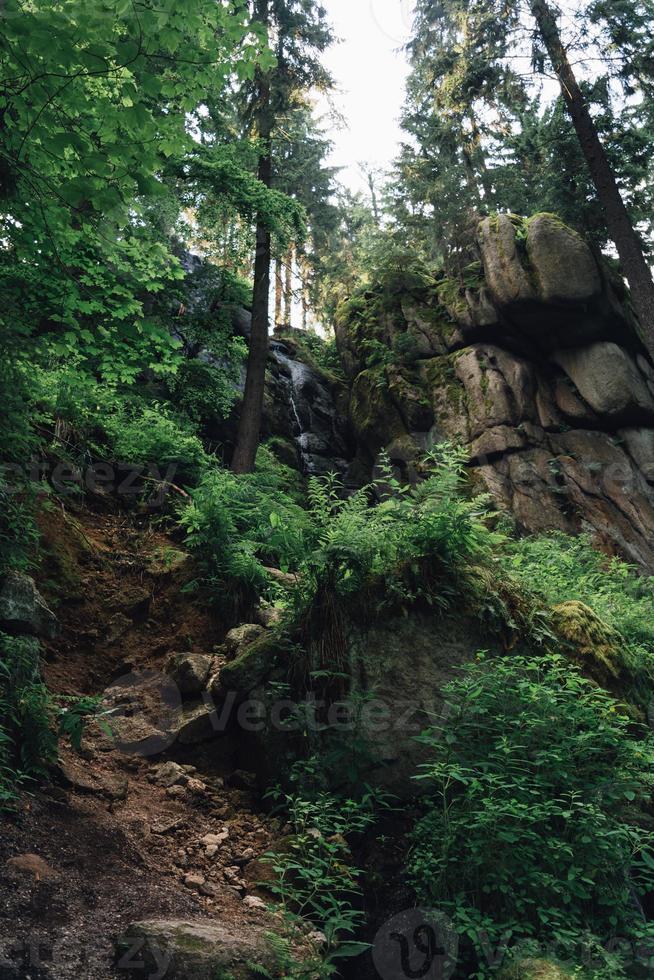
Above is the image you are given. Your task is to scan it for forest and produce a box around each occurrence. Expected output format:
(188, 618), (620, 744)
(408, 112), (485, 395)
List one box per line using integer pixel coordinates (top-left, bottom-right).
(2, 1), (654, 978)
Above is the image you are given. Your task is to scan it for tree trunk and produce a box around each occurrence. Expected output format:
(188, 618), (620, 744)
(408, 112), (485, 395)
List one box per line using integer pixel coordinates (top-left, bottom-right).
(232, 0), (272, 474)
(530, 0), (654, 359)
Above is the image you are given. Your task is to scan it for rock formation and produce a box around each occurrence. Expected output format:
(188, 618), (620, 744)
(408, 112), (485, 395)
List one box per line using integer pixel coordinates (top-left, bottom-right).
(335, 213), (654, 571)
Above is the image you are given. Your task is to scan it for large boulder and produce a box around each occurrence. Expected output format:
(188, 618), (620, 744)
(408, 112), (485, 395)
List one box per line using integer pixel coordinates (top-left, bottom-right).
(116, 919), (306, 979)
(478, 214), (535, 308)
(552, 342), (654, 421)
(454, 346), (538, 438)
(526, 213), (601, 304)
(0, 572), (58, 639)
(343, 612), (500, 796)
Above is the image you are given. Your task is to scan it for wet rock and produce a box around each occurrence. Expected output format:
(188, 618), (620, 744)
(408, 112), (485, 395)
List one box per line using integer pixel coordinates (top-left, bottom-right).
(0, 572), (58, 639)
(165, 652), (213, 697)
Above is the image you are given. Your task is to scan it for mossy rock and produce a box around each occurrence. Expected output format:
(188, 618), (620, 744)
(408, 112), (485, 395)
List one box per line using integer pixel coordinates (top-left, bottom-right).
(498, 958), (573, 980)
(387, 366), (434, 432)
(349, 368), (408, 452)
(550, 600), (650, 702)
(218, 633), (281, 695)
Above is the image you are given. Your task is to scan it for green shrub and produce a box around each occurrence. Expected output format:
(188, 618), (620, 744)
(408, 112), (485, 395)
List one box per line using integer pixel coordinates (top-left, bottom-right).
(504, 532), (654, 700)
(165, 355), (245, 426)
(104, 403), (211, 486)
(264, 759), (385, 973)
(181, 446), (310, 620)
(409, 653), (654, 978)
(0, 632), (57, 804)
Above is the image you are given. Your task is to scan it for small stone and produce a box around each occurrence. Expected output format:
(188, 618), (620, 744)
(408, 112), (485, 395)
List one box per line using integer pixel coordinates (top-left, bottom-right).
(186, 778), (207, 794)
(223, 624), (266, 661)
(183, 874), (206, 891)
(202, 831), (229, 847)
(152, 761), (188, 788)
(167, 785), (187, 799)
(199, 881), (220, 897)
(205, 845), (219, 859)
(243, 895), (267, 911)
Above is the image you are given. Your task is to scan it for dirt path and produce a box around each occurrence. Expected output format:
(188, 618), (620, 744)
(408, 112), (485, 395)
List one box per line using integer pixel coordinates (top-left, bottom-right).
(0, 501), (284, 979)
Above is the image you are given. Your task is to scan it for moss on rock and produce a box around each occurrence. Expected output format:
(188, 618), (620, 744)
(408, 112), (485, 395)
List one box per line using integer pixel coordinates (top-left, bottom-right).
(498, 958), (573, 980)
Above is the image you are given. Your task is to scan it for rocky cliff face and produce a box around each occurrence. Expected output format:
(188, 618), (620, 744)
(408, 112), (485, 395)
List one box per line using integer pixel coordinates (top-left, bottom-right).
(336, 213), (654, 571)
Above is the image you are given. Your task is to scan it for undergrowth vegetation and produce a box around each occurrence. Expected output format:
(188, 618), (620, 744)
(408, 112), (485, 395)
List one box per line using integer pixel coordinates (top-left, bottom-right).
(0, 633), (101, 808)
(409, 654), (654, 979)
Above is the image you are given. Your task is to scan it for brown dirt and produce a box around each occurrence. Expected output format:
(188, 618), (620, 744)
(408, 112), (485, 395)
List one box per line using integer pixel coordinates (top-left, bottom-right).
(0, 499), (286, 979)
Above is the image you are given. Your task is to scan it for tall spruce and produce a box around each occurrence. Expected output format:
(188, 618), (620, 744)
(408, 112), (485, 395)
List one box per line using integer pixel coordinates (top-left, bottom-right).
(232, 0), (333, 473)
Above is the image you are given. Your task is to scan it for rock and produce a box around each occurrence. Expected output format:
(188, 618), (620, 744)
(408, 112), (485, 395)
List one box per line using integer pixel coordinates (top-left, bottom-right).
(223, 624), (266, 661)
(526, 213), (601, 305)
(167, 785), (187, 799)
(152, 761), (188, 788)
(550, 601), (632, 690)
(165, 653), (213, 697)
(6, 854), (58, 881)
(186, 777), (207, 794)
(219, 635), (279, 697)
(349, 368), (409, 457)
(253, 605), (284, 628)
(0, 572), (58, 639)
(106, 612), (132, 644)
(455, 345), (538, 439)
(116, 918), (296, 979)
(116, 585), (152, 622)
(263, 567), (299, 590)
(58, 760), (129, 800)
(243, 895), (267, 911)
(619, 427), (654, 482)
(202, 831), (229, 847)
(498, 958), (573, 979)
(228, 770), (257, 792)
(183, 874), (206, 890)
(553, 343), (654, 421)
(478, 214), (535, 309)
(174, 700), (220, 745)
(199, 881), (221, 897)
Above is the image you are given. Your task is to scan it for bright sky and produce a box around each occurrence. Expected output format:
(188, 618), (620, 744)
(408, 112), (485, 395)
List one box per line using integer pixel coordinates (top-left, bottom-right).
(318, 0), (414, 194)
